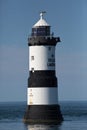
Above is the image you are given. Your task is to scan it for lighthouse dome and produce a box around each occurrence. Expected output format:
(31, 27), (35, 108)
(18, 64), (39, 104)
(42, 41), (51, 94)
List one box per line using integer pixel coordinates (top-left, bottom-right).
(32, 12), (50, 36)
(33, 18), (49, 27)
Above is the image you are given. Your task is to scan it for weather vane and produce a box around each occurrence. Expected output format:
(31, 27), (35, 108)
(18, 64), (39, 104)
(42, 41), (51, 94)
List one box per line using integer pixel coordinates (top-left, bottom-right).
(40, 11), (46, 19)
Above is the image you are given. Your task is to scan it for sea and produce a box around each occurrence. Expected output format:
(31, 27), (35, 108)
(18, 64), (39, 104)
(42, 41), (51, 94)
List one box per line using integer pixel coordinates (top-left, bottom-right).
(0, 101), (87, 130)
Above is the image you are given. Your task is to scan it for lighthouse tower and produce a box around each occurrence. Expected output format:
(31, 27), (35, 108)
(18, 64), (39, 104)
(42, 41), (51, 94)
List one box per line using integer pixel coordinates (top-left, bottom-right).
(24, 12), (63, 124)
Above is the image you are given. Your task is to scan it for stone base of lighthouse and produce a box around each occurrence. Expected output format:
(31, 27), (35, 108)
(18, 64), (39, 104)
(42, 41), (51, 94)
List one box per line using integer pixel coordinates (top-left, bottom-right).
(23, 105), (63, 124)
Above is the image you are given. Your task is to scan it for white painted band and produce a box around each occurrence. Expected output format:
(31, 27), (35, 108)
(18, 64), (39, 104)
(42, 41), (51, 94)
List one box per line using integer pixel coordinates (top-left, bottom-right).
(27, 87), (58, 105)
(29, 46), (55, 71)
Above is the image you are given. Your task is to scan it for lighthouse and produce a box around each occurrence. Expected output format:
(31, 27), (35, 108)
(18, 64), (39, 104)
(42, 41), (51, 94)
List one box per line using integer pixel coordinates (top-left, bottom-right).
(24, 12), (63, 124)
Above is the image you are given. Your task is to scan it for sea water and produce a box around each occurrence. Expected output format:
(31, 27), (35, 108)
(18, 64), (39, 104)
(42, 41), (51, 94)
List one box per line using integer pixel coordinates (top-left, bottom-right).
(0, 101), (87, 130)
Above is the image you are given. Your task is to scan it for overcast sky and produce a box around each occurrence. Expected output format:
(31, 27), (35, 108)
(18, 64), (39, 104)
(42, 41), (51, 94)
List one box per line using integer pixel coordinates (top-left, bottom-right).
(0, 0), (87, 102)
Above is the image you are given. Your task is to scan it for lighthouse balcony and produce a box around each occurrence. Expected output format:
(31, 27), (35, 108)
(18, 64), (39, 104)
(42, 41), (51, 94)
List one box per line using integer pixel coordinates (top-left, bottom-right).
(28, 36), (60, 46)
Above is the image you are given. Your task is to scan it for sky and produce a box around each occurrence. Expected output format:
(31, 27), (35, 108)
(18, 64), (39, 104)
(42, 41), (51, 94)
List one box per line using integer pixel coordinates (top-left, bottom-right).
(0, 0), (87, 102)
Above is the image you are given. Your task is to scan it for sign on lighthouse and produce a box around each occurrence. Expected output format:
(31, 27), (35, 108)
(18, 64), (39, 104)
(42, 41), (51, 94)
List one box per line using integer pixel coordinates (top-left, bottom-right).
(24, 12), (63, 124)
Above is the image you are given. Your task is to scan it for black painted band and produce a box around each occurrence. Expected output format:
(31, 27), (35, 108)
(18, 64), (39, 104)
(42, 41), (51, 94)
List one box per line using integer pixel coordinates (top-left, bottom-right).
(24, 105), (63, 124)
(28, 70), (57, 87)
(29, 70), (56, 76)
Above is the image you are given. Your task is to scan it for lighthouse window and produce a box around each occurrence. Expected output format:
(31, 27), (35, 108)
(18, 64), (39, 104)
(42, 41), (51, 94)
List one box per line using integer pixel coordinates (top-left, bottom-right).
(31, 56), (34, 60)
(48, 47), (51, 51)
(31, 68), (34, 72)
